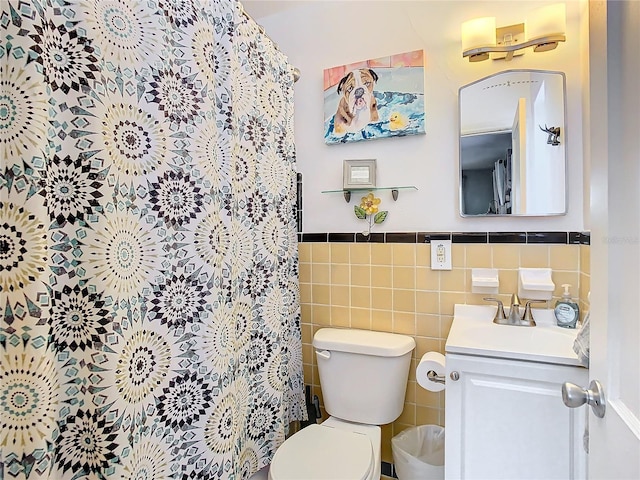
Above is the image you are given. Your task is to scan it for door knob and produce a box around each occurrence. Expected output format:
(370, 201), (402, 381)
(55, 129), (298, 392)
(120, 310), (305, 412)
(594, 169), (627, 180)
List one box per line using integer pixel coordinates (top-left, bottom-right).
(562, 380), (606, 418)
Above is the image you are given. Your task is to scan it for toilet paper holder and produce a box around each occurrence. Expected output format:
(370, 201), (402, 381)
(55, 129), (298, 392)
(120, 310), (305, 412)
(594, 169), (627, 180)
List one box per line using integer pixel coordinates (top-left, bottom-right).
(417, 351), (447, 392)
(427, 370), (445, 384)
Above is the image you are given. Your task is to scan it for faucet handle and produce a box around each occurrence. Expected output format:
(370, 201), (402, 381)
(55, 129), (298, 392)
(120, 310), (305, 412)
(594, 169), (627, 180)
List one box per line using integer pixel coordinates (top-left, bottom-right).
(522, 300), (547, 326)
(483, 297), (506, 322)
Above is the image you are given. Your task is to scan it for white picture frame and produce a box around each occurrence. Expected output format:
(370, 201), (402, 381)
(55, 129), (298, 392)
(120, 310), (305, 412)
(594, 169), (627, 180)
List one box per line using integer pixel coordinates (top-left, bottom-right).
(343, 159), (377, 189)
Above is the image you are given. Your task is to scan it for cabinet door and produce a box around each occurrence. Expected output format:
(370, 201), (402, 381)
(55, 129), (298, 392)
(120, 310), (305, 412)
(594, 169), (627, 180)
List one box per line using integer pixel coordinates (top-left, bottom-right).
(445, 354), (588, 480)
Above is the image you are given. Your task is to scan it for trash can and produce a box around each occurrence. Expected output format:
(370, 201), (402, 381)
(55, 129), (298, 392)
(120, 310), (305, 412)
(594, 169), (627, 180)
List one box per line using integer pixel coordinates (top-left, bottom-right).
(392, 425), (445, 480)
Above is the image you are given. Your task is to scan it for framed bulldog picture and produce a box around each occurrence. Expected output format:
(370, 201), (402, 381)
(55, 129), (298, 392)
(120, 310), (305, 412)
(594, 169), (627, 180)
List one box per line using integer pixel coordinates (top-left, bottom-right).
(323, 49), (426, 145)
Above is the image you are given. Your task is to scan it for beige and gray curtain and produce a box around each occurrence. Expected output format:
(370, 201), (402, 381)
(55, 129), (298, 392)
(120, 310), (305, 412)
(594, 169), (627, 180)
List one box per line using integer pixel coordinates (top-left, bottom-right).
(0, 1), (305, 478)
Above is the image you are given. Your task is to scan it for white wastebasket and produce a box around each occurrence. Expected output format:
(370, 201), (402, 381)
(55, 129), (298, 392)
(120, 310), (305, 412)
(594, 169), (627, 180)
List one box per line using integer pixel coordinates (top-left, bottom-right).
(392, 425), (445, 480)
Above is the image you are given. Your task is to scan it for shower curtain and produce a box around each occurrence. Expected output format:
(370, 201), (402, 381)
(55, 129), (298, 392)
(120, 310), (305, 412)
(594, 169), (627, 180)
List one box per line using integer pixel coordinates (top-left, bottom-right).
(0, 1), (305, 478)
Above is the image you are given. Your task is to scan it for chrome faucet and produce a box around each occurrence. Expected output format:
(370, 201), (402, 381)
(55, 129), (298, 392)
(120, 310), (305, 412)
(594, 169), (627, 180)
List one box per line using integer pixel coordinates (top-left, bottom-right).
(507, 293), (522, 324)
(484, 295), (545, 327)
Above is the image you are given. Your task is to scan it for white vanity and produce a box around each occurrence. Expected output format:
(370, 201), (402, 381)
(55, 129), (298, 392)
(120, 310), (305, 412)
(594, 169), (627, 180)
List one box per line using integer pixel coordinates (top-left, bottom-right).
(445, 304), (588, 480)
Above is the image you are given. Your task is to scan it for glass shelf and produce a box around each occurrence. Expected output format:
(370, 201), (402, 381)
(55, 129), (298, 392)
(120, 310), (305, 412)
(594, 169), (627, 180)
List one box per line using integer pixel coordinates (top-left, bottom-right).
(321, 186), (417, 202)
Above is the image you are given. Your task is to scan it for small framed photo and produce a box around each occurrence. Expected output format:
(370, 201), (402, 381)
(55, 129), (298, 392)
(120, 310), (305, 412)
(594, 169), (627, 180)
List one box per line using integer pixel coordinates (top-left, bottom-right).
(343, 159), (377, 189)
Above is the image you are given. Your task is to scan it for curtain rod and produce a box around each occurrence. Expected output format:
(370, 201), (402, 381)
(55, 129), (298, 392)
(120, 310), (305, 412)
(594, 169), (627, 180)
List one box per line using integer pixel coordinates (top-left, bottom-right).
(239, 4), (301, 83)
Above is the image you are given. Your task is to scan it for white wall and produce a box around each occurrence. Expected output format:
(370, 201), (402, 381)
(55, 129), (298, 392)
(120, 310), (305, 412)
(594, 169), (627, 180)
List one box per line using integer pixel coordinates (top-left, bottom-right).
(253, 1), (585, 233)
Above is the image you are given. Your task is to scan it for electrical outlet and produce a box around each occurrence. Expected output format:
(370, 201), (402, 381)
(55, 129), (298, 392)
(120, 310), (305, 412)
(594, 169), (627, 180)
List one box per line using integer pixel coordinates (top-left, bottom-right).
(431, 240), (452, 270)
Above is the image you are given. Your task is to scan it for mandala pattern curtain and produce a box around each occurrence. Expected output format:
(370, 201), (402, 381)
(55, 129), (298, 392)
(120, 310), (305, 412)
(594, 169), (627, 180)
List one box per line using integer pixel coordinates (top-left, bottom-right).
(0, 1), (305, 478)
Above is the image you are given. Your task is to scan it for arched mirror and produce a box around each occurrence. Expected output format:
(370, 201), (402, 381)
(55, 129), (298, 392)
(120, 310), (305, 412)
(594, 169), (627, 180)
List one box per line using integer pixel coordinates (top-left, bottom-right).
(459, 70), (567, 216)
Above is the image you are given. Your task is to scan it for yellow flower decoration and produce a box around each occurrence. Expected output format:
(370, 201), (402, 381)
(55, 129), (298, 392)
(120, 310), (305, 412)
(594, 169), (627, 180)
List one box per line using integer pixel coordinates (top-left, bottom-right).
(354, 192), (388, 237)
(359, 192), (381, 215)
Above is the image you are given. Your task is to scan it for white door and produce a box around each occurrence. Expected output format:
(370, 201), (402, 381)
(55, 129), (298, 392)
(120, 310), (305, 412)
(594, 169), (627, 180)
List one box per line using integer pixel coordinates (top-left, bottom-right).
(584, 1), (640, 478)
(511, 97), (526, 214)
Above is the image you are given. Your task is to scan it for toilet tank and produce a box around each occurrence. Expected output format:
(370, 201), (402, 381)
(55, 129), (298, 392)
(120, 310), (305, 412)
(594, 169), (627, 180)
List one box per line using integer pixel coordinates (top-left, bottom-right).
(313, 328), (415, 425)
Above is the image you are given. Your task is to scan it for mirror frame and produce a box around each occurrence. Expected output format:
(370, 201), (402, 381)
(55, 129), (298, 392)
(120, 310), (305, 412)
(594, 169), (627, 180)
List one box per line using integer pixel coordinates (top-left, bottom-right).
(458, 69), (568, 217)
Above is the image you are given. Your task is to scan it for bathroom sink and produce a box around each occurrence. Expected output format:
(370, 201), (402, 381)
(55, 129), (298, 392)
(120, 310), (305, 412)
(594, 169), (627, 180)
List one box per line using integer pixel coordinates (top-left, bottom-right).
(446, 304), (582, 366)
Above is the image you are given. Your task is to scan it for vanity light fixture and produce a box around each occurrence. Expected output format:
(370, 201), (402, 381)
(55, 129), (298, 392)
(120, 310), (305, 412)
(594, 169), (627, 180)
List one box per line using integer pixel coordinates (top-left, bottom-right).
(461, 3), (566, 62)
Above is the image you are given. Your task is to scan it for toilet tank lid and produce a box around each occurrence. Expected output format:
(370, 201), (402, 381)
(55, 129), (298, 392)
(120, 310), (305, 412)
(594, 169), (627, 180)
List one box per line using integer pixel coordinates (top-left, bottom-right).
(313, 328), (416, 357)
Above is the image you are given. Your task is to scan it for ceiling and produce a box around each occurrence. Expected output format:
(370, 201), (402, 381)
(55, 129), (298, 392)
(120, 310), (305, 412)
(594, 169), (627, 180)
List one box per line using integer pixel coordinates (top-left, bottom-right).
(240, 1), (305, 20)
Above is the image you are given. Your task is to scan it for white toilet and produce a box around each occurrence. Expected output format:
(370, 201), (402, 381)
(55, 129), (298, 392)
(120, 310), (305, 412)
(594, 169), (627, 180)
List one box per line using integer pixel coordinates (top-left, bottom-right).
(269, 328), (416, 480)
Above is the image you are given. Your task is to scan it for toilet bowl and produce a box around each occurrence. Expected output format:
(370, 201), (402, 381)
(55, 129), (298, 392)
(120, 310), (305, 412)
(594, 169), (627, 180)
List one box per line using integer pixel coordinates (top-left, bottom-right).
(269, 417), (380, 480)
(268, 328), (415, 480)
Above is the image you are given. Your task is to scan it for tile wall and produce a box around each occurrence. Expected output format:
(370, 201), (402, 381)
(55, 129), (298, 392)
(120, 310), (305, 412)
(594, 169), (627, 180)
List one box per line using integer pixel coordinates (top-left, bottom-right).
(297, 231), (590, 465)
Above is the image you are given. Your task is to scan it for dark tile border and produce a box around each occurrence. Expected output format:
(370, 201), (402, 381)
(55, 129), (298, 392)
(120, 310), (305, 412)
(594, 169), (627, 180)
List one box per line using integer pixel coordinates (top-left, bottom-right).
(419, 232), (451, 243)
(453, 232), (488, 243)
(381, 461), (397, 478)
(356, 232), (385, 243)
(489, 232), (527, 243)
(301, 233), (328, 242)
(328, 232), (355, 242)
(570, 231), (591, 245)
(299, 231), (589, 245)
(527, 231), (568, 244)
(386, 232), (417, 243)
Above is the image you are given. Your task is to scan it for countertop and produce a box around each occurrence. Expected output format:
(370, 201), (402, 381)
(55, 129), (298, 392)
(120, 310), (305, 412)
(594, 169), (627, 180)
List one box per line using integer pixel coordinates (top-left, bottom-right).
(445, 304), (585, 367)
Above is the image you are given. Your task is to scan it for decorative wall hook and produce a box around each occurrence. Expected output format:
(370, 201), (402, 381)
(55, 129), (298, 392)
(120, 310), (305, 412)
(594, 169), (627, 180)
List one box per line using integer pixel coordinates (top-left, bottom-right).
(539, 124), (561, 146)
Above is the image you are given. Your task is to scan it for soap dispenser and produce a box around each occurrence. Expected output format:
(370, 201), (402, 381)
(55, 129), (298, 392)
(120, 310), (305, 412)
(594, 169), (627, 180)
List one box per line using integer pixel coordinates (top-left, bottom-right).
(554, 284), (580, 328)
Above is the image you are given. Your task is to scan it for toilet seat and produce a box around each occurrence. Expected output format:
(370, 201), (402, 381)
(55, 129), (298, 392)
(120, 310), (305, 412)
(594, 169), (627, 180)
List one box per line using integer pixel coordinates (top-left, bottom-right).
(269, 424), (374, 480)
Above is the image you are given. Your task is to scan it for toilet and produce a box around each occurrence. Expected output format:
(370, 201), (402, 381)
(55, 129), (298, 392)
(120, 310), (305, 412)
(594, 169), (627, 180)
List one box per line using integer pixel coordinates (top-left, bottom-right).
(269, 328), (416, 480)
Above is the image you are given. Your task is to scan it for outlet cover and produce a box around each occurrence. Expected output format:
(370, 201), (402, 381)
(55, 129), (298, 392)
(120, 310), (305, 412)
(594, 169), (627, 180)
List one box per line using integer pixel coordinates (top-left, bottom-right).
(431, 240), (452, 270)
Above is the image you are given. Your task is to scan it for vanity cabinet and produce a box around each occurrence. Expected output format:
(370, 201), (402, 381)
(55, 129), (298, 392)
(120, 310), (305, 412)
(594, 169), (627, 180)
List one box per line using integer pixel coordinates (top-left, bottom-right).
(445, 353), (588, 480)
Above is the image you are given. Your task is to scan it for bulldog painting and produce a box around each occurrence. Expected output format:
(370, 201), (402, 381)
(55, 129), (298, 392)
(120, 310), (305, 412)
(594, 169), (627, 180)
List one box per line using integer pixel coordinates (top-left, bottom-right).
(332, 68), (379, 136)
(323, 50), (425, 144)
